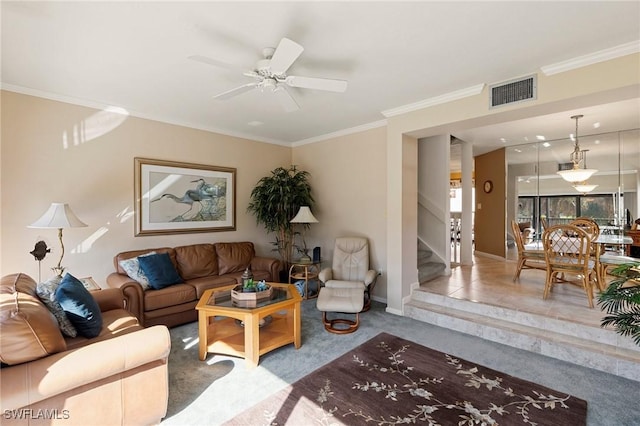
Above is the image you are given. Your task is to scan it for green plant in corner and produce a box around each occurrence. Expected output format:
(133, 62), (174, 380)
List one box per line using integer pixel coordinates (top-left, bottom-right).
(597, 262), (640, 346)
(247, 165), (314, 269)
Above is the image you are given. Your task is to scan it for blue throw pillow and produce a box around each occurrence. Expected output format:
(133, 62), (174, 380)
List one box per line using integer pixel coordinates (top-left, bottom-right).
(138, 252), (183, 290)
(55, 273), (103, 338)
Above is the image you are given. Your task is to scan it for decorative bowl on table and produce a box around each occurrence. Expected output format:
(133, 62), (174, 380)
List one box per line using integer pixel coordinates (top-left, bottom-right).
(231, 283), (272, 302)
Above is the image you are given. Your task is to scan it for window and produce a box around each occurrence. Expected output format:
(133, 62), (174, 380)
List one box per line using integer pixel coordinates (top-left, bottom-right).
(518, 194), (618, 235)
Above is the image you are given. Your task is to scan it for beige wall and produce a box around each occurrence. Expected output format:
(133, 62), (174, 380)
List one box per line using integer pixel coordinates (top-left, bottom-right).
(291, 126), (388, 300)
(1, 91), (291, 284)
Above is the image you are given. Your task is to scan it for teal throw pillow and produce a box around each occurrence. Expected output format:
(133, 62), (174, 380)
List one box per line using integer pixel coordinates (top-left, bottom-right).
(55, 273), (103, 338)
(138, 252), (183, 290)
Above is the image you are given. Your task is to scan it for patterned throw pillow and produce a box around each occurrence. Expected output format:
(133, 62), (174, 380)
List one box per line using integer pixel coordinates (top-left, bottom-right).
(36, 275), (78, 338)
(118, 251), (156, 290)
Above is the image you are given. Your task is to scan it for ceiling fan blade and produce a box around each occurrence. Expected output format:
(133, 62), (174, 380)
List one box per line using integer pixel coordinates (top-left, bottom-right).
(269, 38), (304, 75)
(188, 55), (244, 72)
(213, 82), (259, 100)
(285, 75), (348, 93)
(273, 87), (300, 112)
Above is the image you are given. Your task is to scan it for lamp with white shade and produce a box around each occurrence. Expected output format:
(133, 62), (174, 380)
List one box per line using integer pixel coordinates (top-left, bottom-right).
(290, 206), (318, 262)
(28, 203), (87, 276)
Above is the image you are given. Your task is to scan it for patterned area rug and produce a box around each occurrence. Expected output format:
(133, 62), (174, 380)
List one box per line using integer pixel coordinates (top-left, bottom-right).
(226, 332), (587, 425)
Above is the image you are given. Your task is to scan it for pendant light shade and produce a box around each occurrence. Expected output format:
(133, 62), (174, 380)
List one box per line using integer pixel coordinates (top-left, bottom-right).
(556, 115), (598, 188)
(573, 183), (598, 194)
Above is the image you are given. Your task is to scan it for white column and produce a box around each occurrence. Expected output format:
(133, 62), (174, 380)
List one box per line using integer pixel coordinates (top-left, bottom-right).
(460, 139), (473, 265)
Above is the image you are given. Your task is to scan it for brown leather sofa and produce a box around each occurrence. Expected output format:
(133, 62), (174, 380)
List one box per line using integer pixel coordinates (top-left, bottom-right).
(107, 241), (281, 328)
(0, 273), (171, 425)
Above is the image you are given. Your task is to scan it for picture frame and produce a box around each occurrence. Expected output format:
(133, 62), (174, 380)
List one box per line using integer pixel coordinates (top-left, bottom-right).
(79, 277), (101, 291)
(134, 158), (236, 236)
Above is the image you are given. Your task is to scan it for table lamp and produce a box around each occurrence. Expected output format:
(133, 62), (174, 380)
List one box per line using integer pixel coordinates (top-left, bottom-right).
(28, 203), (87, 276)
(290, 206), (318, 262)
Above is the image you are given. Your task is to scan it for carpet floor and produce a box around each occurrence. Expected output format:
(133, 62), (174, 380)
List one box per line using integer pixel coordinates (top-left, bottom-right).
(161, 299), (640, 426)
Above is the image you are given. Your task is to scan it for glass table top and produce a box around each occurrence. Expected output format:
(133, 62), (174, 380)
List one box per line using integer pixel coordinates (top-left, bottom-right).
(205, 285), (292, 309)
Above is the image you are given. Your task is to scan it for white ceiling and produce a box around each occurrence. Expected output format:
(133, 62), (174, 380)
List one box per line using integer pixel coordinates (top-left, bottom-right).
(2, 1), (639, 153)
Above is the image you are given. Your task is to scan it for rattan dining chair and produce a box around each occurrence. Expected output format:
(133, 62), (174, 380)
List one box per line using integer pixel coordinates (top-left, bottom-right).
(542, 224), (598, 308)
(511, 220), (546, 282)
(569, 217), (602, 289)
(569, 217), (600, 240)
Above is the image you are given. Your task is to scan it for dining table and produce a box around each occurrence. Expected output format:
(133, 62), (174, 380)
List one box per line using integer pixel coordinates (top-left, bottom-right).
(593, 234), (635, 289)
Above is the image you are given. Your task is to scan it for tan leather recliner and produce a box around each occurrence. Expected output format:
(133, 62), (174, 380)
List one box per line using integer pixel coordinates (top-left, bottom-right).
(316, 237), (378, 333)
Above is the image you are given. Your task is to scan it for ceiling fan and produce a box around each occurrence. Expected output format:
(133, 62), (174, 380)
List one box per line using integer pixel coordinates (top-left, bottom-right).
(189, 37), (348, 112)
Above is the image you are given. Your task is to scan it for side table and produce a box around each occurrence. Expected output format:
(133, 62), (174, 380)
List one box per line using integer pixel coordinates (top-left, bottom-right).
(288, 261), (321, 299)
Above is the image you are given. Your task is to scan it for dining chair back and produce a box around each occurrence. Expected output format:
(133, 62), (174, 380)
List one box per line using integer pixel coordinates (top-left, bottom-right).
(542, 224), (597, 308)
(570, 217), (600, 240)
(510, 220), (546, 282)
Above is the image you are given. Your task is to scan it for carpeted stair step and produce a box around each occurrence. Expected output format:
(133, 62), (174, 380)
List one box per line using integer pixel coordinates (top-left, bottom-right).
(405, 290), (640, 382)
(417, 246), (446, 283)
(418, 262), (446, 283)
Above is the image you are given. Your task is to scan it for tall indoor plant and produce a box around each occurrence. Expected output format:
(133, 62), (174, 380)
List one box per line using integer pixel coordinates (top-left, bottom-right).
(247, 165), (314, 271)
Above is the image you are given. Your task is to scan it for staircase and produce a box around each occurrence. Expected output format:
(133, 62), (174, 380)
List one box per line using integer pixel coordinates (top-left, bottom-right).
(405, 288), (640, 382)
(417, 240), (446, 283)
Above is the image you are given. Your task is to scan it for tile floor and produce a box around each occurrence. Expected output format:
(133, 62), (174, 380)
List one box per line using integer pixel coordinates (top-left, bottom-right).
(423, 252), (609, 328)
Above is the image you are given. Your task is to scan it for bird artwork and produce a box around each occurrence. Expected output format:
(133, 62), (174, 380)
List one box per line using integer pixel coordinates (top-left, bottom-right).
(191, 178), (226, 198)
(30, 240), (51, 282)
(152, 177), (227, 222)
(30, 240), (50, 261)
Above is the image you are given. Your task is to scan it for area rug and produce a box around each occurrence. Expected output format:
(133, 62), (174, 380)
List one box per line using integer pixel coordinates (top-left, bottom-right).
(226, 332), (587, 425)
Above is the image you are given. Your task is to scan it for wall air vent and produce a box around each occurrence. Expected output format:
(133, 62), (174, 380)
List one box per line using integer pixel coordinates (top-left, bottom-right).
(558, 162), (574, 171)
(489, 74), (537, 108)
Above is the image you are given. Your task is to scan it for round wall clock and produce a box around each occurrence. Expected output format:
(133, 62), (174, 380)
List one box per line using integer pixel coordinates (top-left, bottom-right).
(483, 180), (493, 193)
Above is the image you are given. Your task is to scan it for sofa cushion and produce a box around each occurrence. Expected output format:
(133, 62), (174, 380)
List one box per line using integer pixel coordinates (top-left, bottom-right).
(518, 222), (532, 232)
(118, 251), (157, 290)
(0, 274), (67, 365)
(186, 275), (237, 298)
(174, 243), (218, 280)
(144, 283), (197, 311)
(215, 242), (255, 275)
(35, 275), (78, 338)
(0, 272), (38, 296)
(138, 253), (184, 290)
(64, 309), (142, 351)
(55, 274), (103, 338)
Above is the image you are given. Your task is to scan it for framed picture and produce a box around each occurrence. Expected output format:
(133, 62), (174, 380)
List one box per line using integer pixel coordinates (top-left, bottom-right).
(79, 277), (101, 291)
(134, 158), (236, 236)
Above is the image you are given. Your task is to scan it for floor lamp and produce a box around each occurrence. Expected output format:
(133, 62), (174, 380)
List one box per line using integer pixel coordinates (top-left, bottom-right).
(28, 203), (87, 277)
(290, 206), (319, 262)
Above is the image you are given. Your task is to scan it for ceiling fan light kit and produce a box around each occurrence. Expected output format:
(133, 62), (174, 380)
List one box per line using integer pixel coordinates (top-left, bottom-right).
(190, 37), (347, 111)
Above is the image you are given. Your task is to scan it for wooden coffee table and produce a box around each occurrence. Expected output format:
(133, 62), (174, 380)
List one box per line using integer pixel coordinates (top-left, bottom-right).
(196, 282), (301, 368)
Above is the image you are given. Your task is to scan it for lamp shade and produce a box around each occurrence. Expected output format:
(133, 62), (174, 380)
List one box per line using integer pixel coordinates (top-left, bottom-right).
(557, 168), (598, 183)
(573, 183), (598, 194)
(290, 206), (318, 223)
(29, 203), (87, 229)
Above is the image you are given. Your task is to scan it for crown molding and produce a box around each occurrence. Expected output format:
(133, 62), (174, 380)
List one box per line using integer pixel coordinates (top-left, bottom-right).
(0, 83), (290, 146)
(292, 119), (387, 146)
(381, 84), (485, 118)
(541, 40), (640, 76)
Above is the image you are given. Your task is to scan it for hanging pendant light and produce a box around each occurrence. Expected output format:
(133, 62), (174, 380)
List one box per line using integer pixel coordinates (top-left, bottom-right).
(556, 115), (598, 184)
